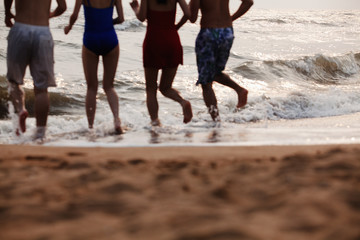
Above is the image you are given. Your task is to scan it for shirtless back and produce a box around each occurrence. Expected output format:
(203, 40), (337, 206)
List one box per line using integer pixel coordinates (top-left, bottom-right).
(190, 0), (253, 28)
(5, 0), (67, 27)
(199, 0), (231, 28)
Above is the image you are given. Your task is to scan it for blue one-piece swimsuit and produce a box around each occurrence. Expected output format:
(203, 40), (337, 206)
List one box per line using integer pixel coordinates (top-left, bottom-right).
(83, 0), (118, 56)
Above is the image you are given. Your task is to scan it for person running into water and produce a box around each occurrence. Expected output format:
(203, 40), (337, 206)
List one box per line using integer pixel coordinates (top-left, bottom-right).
(184, 0), (253, 121)
(5, 0), (67, 139)
(130, 0), (193, 126)
(65, 0), (124, 134)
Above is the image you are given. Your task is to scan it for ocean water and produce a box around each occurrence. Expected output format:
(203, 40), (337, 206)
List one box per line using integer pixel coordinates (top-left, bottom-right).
(0, 2), (360, 146)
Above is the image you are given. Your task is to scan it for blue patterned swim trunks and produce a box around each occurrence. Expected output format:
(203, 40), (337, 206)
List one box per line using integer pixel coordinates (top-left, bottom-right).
(195, 27), (234, 85)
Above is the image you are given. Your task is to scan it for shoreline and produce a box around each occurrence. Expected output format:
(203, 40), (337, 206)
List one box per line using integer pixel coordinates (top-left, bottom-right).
(2, 143), (360, 161)
(2, 112), (360, 146)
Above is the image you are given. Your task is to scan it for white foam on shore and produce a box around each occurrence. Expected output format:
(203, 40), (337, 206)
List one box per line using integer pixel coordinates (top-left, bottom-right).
(2, 112), (360, 147)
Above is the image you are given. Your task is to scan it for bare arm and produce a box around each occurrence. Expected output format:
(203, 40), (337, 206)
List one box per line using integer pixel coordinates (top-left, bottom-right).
(176, 15), (187, 30)
(50, 0), (67, 18)
(178, 0), (190, 18)
(130, 0), (147, 22)
(231, 0), (253, 22)
(176, 0), (190, 30)
(4, 0), (15, 27)
(113, 0), (125, 24)
(189, 0), (200, 23)
(64, 0), (81, 34)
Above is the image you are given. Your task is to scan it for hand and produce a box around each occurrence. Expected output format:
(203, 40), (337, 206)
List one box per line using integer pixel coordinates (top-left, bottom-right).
(49, 11), (55, 18)
(64, 25), (71, 34)
(113, 17), (124, 25)
(5, 12), (15, 27)
(129, 0), (139, 11)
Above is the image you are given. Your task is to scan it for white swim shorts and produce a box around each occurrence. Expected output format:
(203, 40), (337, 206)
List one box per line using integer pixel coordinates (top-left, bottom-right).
(7, 22), (56, 89)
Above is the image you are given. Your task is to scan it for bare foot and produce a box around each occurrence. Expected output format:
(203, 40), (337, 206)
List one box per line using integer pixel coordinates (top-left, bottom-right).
(114, 117), (123, 135)
(18, 110), (28, 134)
(209, 105), (220, 122)
(182, 101), (193, 124)
(151, 119), (161, 127)
(237, 88), (248, 108)
(33, 126), (46, 141)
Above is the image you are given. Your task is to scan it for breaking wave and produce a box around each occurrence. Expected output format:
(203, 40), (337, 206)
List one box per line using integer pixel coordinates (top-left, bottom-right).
(234, 52), (360, 83)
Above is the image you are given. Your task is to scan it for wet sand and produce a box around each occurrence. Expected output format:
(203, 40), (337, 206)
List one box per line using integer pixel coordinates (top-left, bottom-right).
(0, 144), (360, 240)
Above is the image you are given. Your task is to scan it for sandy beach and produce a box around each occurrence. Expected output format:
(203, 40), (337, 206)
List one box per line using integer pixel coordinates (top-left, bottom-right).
(0, 144), (359, 240)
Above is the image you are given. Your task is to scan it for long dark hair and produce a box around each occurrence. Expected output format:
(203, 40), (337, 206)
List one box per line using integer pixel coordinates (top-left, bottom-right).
(157, 0), (167, 4)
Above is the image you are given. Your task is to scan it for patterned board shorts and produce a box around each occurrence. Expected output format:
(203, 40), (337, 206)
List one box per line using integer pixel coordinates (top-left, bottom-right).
(195, 27), (234, 85)
(7, 22), (56, 89)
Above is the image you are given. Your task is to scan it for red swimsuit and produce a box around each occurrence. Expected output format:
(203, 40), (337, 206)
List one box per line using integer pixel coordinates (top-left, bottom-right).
(143, 9), (183, 69)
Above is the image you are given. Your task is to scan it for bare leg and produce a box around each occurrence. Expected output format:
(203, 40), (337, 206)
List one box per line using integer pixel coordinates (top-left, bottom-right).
(9, 82), (28, 133)
(103, 45), (122, 134)
(214, 73), (248, 108)
(159, 67), (192, 124)
(33, 87), (49, 139)
(201, 82), (219, 121)
(82, 46), (99, 129)
(18, 110), (29, 133)
(34, 87), (49, 127)
(144, 68), (160, 125)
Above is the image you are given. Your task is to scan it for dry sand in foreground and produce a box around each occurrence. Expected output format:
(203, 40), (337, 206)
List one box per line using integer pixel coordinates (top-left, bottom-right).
(0, 144), (360, 240)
